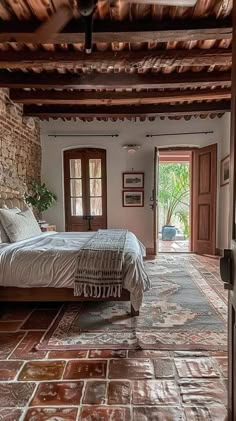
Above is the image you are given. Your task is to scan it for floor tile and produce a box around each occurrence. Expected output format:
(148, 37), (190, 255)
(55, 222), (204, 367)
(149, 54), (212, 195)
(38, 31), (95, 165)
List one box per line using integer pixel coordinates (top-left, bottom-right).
(79, 406), (130, 421)
(0, 321), (23, 331)
(24, 407), (78, 420)
(0, 360), (23, 380)
(64, 360), (107, 379)
(21, 309), (59, 330)
(0, 333), (25, 359)
(83, 381), (106, 404)
(133, 406), (185, 420)
(0, 303), (35, 321)
(0, 408), (23, 420)
(109, 359), (154, 379)
(31, 381), (84, 406)
(179, 379), (227, 404)
(108, 381), (131, 405)
(153, 358), (175, 378)
(48, 350), (88, 359)
(132, 380), (179, 405)
(184, 406), (228, 420)
(89, 349), (127, 358)
(18, 360), (65, 381)
(175, 357), (220, 378)
(0, 383), (35, 407)
(9, 331), (47, 360)
(215, 357), (228, 377)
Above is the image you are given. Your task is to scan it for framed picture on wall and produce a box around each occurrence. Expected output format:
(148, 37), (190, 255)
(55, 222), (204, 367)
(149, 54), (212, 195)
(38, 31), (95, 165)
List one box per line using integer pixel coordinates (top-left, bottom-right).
(220, 155), (230, 186)
(123, 172), (144, 189)
(122, 190), (144, 207)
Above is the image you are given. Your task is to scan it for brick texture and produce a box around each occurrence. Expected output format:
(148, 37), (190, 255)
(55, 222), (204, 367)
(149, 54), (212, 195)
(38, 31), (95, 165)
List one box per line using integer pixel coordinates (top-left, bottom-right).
(0, 88), (41, 194)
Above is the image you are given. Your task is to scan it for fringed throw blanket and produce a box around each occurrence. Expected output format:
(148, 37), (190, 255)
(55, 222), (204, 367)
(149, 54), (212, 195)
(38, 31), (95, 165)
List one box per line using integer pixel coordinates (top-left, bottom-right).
(74, 229), (128, 299)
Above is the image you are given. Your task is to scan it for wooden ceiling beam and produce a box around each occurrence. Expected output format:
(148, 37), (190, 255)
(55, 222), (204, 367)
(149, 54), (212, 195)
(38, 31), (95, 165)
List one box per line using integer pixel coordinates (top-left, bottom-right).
(0, 48), (232, 69)
(1, 71), (231, 89)
(23, 101), (231, 118)
(10, 88), (231, 105)
(0, 17), (231, 44)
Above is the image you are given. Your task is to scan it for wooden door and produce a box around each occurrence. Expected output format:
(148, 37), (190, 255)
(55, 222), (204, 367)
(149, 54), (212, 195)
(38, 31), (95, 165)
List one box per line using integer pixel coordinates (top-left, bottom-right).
(64, 148), (107, 231)
(192, 144), (217, 255)
(153, 147), (159, 255)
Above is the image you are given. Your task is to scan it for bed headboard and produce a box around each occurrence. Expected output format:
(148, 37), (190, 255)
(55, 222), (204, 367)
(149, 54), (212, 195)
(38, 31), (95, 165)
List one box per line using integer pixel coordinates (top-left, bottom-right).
(0, 187), (26, 211)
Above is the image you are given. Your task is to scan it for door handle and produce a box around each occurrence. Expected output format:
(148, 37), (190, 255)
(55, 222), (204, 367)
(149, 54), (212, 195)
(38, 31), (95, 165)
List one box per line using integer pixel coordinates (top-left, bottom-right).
(220, 249), (233, 290)
(83, 215), (94, 231)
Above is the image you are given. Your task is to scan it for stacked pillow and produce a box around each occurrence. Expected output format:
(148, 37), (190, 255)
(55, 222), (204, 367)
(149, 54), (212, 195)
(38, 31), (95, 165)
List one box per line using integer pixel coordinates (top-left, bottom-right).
(0, 207), (42, 243)
(0, 207), (20, 243)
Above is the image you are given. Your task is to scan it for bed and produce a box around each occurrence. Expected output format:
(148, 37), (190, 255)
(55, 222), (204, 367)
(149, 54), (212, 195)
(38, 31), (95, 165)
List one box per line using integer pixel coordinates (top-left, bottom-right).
(0, 191), (150, 316)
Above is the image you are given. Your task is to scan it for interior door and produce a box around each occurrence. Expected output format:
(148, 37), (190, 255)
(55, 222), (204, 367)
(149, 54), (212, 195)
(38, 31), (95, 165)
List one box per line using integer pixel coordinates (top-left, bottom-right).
(64, 148), (107, 231)
(192, 144), (217, 255)
(153, 147), (159, 255)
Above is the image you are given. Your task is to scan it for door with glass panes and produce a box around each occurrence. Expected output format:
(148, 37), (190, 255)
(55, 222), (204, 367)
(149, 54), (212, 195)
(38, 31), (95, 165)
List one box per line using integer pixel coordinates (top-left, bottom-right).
(64, 148), (107, 231)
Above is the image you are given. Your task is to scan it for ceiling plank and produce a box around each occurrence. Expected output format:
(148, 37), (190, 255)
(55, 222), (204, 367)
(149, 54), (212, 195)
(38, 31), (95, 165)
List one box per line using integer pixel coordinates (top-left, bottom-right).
(0, 17), (232, 44)
(0, 48), (232, 69)
(1, 71), (231, 89)
(10, 88), (231, 105)
(23, 101), (231, 118)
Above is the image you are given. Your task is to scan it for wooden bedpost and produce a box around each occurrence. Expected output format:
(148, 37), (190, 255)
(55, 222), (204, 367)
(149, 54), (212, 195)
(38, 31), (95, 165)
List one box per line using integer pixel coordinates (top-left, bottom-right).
(131, 304), (139, 317)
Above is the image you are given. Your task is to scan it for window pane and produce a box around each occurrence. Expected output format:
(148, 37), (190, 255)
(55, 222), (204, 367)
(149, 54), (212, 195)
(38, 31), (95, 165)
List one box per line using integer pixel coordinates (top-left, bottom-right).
(90, 179), (102, 197)
(90, 197), (102, 216)
(89, 159), (101, 178)
(70, 179), (82, 197)
(71, 198), (83, 216)
(70, 159), (81, 178)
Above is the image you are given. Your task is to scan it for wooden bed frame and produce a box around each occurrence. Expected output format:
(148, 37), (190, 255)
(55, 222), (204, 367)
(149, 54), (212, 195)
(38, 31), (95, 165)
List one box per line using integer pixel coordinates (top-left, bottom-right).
(0, 190), (139, 317)
(0, 287), (139, 316)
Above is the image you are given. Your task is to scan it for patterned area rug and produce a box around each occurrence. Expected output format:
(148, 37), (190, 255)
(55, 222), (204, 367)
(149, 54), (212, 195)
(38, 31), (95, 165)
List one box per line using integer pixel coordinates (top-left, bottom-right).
(38, 255), (227, 351)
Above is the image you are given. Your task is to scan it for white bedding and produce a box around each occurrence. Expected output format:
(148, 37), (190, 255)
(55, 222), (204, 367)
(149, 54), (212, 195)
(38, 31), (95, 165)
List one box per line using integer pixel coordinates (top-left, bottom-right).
(0, 231), (150, 310)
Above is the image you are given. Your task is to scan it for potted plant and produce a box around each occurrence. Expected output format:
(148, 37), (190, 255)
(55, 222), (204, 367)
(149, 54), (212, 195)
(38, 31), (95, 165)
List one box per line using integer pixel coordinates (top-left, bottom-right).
(158, 163), (190, 241)
(25, 181), (57, 220)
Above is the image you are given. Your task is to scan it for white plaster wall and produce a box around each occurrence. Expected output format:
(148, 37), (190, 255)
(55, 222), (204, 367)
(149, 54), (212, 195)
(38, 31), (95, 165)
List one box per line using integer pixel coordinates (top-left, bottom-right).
(41, 116), (226, 249)
(218, 112), (231, 251)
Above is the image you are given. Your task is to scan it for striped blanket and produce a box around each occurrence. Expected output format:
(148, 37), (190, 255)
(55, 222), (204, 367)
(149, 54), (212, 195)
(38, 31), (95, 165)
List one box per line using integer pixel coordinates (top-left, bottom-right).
(74, 229), (128, 298)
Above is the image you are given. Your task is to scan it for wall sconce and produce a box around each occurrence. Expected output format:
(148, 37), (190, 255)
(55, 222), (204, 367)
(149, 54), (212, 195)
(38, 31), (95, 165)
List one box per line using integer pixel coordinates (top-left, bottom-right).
(122, 144), (141, 153)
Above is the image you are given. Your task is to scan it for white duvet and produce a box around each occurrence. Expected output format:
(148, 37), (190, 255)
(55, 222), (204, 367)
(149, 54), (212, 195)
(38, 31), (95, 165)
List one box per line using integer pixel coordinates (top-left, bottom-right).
(0, 231), (150, 310)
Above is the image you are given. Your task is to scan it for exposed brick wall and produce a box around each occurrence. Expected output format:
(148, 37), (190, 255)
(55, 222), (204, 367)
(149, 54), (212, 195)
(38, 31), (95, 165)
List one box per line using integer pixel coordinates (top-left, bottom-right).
(0, 88), (41, 195)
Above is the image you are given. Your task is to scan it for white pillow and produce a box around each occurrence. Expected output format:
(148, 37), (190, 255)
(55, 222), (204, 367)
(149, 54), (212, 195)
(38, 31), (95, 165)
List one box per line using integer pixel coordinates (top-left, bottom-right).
(0, 208), (41, 242)
(0, 207), (20, 243)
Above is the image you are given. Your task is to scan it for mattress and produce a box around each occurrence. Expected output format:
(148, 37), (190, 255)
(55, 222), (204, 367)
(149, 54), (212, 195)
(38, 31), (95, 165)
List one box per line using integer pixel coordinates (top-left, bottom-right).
(0, 231), (150, 310)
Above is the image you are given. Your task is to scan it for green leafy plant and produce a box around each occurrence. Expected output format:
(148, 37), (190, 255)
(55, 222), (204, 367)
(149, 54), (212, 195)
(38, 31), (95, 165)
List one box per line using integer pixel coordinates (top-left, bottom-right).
(176, 208), (190, 239)
(158, 163), (190, 236)
(25, 181), (57, 213)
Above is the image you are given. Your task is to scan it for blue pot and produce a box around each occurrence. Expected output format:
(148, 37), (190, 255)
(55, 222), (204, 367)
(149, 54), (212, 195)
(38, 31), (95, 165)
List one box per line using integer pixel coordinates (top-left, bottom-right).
(162, 225), (177, 241)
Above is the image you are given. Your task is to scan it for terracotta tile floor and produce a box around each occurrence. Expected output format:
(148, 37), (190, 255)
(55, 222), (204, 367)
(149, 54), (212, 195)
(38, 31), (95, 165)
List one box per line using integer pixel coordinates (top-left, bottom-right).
(0, 255), (227, 420)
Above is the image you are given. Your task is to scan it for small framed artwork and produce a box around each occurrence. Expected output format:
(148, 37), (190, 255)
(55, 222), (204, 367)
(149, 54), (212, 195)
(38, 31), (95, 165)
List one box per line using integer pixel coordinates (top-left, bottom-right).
(220, 155), (230, 186)
(123, 172), (144, 189)
(122, 190), (144, 207)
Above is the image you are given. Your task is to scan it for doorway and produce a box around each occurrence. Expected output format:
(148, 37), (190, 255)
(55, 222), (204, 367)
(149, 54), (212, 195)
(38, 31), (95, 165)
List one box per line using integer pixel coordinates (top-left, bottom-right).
(158, 150), (191, 253)
(64, 148), (107, 232)
(153, 144), (217, 255)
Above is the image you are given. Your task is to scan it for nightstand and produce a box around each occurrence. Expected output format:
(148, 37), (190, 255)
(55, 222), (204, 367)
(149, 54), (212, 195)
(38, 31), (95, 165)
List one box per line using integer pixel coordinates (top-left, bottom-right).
(41, 225), (56, 232)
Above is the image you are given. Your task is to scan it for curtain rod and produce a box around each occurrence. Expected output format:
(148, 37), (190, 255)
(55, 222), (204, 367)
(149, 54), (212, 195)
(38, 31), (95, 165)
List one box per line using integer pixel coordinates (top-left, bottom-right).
(48, 134), (119, 138)
(146, 131), (213, 137)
